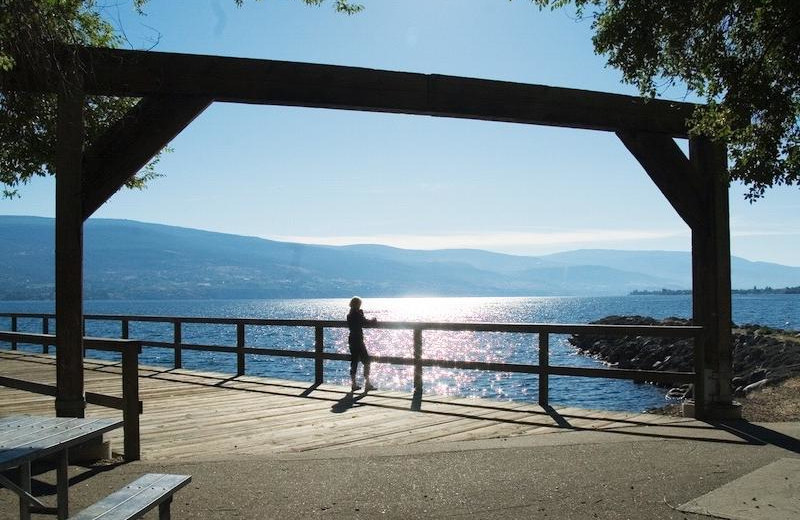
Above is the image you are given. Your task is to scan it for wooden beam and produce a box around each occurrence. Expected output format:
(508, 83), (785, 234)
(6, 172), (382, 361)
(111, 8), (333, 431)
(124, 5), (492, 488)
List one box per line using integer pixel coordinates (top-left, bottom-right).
(616, 131), (703, 229)
(689, 136), (735, 419)
(2, 46), (696, 137)
(55, 78), (86, 418)
(82, 95), (212, 219)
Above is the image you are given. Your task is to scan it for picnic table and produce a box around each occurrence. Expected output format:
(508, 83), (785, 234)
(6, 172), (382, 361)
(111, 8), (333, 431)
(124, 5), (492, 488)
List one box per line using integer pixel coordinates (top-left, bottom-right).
(0, 415), (123, 520)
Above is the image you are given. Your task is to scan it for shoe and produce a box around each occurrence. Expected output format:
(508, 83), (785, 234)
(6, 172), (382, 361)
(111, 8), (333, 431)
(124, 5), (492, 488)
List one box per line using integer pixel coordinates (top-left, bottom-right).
(351, 383), (362, 391)
(364, 382), (377, 392)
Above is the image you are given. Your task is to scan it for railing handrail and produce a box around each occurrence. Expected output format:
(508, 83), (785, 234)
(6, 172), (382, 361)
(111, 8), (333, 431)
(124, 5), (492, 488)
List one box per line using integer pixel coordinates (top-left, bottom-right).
(0, 311), (702, 336)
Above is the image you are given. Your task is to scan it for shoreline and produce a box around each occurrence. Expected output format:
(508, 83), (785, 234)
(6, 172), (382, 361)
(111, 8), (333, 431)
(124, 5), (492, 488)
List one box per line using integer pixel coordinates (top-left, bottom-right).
(569, 315), (800, 419)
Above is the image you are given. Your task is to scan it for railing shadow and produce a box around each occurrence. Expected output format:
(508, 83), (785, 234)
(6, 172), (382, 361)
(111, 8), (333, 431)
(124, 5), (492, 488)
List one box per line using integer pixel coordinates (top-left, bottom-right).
(4, 350), (782, 448)
(710, 420), (800, 455)
(117, 364), (755, 445)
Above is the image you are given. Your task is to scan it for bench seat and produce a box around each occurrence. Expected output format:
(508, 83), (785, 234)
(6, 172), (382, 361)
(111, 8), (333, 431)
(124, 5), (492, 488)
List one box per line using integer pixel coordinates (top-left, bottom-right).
(68, 473), (191, 520)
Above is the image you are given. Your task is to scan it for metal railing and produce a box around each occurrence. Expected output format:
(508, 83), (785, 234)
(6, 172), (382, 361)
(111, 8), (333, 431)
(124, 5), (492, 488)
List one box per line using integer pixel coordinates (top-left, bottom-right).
(0, 312), (702, 410)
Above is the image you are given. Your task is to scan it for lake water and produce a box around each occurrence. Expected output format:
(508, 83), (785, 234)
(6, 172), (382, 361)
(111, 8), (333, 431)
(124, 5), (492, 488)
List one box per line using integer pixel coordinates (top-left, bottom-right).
(2, 295), (798, 413)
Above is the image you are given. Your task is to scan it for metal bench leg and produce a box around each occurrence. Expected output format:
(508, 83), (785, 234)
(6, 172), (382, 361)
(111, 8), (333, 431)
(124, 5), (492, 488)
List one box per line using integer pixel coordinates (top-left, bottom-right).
(57, 449), (69, 519)
(159, 496), (173, 520)
(19, 462), (31, 520)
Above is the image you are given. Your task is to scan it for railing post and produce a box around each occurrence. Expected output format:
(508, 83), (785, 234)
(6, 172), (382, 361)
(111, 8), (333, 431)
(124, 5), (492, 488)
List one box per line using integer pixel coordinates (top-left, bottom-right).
(237, 323), (246, 376)
(173, 320), (182, 369)
(42, 317), (50, 354)
(121, 319), (129, 339)
(538, 332), (549, 407)
(10, 316), (17, 350)
(314, 326), (324, 385)
(413, 328), (423, 393)
(122, 340), (141, 461)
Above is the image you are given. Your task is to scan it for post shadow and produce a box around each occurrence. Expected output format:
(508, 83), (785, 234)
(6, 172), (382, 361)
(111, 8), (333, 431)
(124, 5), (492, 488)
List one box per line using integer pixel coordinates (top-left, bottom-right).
(542, 405), (572, 429)
(300, 382), (321, 397)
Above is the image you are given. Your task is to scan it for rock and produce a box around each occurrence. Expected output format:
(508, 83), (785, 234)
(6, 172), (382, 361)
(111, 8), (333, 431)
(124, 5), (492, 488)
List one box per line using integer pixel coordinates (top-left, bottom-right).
(743, 378), (769, 393)
(569, 315), (800, 398)
(749, 368), (767, 383)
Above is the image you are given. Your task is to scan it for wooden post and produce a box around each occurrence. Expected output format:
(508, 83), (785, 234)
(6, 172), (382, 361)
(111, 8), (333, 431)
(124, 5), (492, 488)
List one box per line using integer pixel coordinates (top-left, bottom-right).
(314, 326), (324, 385)
(689, 136), (737, 419)
(10, 316), (17, 350)
(413, 328), (423, 393)
(121, 319), (129, 339)
(538, 333), (549, 407)
(173, 320), (182, 369)
(237, 323), (246, 376)
(122, 341), (141, 461)
(55, 73), (86, 418)
(42, 317), (50, 354)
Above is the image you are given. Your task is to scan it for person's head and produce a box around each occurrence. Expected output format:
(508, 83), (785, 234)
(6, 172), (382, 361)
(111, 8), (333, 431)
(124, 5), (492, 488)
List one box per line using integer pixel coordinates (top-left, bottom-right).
(349, 297), (362, 310)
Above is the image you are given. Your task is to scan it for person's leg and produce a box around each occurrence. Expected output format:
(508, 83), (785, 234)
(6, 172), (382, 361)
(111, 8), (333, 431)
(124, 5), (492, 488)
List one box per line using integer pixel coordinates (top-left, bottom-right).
(349, 345), (360, 390)
(363, 350), (376, 391)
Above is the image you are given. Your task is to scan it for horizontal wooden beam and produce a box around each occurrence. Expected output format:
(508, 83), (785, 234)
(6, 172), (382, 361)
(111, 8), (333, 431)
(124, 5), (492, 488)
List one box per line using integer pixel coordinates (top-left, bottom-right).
(82, 94), (212, 220)
(616, 131), (703, 229)
(2, 46), (697, 137)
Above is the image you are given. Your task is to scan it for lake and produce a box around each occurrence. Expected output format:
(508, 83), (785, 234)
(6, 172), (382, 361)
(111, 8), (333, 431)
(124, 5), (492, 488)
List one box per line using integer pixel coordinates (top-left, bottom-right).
(2, 294), (798, 412)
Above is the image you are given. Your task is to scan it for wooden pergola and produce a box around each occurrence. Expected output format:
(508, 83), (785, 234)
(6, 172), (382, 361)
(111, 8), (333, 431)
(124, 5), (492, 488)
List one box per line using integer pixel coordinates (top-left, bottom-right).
(2, 46), (738, 419)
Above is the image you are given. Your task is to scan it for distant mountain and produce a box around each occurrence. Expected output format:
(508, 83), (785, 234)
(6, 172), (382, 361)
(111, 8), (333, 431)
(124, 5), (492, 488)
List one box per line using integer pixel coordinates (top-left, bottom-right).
(0, 216), (798, 300)
(540, 249), (800, 289)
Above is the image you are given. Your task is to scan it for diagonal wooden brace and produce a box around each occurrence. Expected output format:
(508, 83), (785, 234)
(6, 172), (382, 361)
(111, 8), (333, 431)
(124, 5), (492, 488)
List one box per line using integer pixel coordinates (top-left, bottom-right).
(81, 95), (213, 220)
(616, 131), (703, 230)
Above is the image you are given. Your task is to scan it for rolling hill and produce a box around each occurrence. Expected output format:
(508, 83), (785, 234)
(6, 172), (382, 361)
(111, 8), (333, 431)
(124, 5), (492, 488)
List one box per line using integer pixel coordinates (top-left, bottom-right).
(0, 216), (797, 300)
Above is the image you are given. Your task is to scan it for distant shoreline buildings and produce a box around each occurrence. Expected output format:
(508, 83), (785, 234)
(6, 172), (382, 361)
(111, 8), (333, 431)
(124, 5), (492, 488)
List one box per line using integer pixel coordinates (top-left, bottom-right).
(631, 286), (800, 296)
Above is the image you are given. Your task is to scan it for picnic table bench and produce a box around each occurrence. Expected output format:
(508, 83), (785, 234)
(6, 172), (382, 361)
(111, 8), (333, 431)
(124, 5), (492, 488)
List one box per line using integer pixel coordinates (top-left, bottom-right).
(69, 473), (191, 520)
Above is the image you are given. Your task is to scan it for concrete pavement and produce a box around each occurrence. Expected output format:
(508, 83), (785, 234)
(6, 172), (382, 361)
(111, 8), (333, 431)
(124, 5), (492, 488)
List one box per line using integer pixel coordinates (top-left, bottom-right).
(2, 420), (798, 519)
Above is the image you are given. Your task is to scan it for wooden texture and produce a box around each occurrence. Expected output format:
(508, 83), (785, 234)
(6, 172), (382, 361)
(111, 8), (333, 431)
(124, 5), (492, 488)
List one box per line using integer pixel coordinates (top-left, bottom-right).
(55, 80), (86, 419)
(0, 415), (124, 519)
(0, 332), (143, 460)
(2, 46), (695, 136)
(67, 473), (190, 520)
(0, 350), (698, 461)
(538, 333), (549, 406)
(81, 95), (212, 220)
(689, 137), (733, 416)
(616, 131), (702, 228)
(121, 345), (141, 461)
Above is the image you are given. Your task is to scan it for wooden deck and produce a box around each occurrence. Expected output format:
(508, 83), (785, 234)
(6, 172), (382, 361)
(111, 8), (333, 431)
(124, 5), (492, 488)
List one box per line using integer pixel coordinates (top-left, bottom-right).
(0, 350), (695, 461)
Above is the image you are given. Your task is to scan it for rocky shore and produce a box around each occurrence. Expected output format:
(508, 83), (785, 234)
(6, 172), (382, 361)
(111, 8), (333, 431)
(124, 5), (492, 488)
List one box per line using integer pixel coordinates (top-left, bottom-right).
(568, 315), (800, 400)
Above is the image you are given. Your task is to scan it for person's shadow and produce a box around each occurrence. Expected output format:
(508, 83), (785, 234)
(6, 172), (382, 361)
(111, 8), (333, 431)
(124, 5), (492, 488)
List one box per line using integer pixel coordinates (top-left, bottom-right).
(331, 391), (366, 413)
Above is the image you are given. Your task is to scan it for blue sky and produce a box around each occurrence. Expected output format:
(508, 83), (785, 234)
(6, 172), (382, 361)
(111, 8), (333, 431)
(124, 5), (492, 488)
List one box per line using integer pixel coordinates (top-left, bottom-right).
(3, 0), (799, 266)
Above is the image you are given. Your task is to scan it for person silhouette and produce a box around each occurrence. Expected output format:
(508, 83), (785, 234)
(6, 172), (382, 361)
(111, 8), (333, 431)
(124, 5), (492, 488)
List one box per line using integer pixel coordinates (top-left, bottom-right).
(347, 296), (377, 392)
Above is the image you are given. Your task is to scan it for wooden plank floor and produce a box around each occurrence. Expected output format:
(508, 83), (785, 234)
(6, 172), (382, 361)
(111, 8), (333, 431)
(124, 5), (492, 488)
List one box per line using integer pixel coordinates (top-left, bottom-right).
(0, 349), (697, 461)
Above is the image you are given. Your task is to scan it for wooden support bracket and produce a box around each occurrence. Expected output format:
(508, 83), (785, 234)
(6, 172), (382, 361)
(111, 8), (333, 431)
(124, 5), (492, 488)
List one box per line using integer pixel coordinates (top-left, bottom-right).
(616, 131), (703, 229)
(82, 95), (213, 220)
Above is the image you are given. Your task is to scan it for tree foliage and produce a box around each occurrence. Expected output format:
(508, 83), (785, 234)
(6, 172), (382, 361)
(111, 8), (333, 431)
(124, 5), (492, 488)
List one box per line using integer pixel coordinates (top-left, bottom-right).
(0, 0), (362, 198)
(534, 0), (800, 200)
